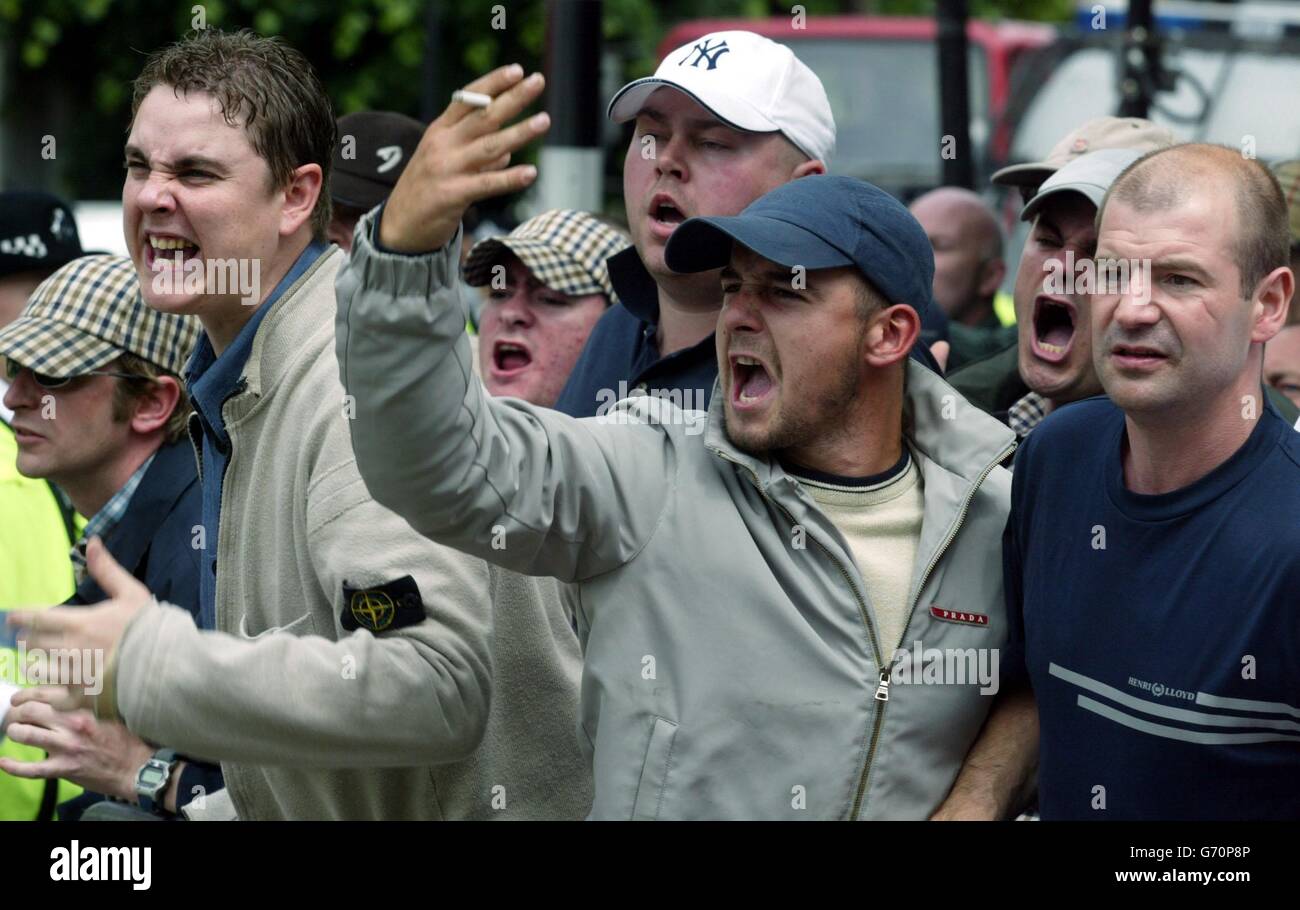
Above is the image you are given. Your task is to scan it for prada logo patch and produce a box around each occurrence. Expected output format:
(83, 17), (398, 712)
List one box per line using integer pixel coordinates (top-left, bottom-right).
(342, 575), (424, 632)
(929, 606), (989, 627)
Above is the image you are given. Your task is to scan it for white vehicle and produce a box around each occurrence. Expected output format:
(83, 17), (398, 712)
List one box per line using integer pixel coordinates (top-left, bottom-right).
(72, 201), (128, 256)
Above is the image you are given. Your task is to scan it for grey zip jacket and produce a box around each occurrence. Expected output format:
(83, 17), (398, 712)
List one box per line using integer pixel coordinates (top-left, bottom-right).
(336, 216), (1017, 820)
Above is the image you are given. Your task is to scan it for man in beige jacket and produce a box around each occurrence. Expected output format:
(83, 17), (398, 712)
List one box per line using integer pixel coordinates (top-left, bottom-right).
(7, 29), (589, 820)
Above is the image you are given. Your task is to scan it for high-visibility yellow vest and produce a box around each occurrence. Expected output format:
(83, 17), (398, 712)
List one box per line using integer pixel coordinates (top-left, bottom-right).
(0, 420), (83, 819)
(993, 290), (1017, 327)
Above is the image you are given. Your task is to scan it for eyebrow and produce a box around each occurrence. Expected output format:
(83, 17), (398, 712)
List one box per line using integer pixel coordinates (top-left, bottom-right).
(123, 145), (229, 174)
(1033, 214), (1063, 236)
(721, 264), (816, 290)
(1152, 256), (1213, 282)
(636, 106), (742, 136)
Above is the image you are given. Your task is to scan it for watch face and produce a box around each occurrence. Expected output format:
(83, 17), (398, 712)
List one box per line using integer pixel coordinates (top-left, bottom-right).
(140, 767), (166, 787)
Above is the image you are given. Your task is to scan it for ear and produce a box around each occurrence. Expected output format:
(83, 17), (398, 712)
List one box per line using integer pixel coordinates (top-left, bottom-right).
(976, 257), (1006, 298)
(791, 158), (826, 180)
(279, 162), (324, 238)
(864, 304), (922, 370)
(1251, 265), (1294, 344)
(127, 375), (182, 437)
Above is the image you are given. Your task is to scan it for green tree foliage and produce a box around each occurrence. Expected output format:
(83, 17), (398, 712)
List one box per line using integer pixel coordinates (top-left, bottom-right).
(0, 0), (1069, 200)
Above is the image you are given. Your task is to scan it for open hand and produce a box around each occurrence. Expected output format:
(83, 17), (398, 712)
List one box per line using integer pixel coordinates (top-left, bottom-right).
(380, 64), (551, 253)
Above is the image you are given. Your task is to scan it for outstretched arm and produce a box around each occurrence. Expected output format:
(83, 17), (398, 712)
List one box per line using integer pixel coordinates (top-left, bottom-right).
(335, 64), (679, 584)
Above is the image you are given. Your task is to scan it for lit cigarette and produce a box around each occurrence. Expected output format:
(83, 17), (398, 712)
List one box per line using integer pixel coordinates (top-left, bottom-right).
(453, 90), (493, 108)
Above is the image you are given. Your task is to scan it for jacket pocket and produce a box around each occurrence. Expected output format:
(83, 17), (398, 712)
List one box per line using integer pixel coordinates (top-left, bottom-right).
(631, 716), (678, 821)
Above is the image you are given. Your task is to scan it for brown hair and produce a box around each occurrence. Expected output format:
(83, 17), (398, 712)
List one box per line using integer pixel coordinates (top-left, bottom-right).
(1102, 144), (1289, 299)
(112, 353), (192, 444)
(131, 29), (336, 240)
(854, 273), (887, 322)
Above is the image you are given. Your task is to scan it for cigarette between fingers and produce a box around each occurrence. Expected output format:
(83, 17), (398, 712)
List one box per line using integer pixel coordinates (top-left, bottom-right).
(453, 90), (493, 109)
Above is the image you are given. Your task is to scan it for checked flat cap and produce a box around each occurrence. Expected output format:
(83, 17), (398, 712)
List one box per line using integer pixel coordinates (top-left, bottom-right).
(0, 254), (201, 378)
(462, 209), (629, 304)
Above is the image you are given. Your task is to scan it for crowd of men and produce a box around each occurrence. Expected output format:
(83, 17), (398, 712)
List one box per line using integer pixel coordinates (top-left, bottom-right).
(0, 25), (1297, 821)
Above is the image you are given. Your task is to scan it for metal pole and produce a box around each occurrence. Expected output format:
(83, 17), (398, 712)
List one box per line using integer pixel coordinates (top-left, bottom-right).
(1117, 0), (1159, 118)
(420, 1), (442, 123)
(936, 0), (974, 189)
(536, 0), (603, 214)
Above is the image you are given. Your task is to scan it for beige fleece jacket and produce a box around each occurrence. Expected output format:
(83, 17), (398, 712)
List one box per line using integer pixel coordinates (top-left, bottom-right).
(109, 246), (591, 820)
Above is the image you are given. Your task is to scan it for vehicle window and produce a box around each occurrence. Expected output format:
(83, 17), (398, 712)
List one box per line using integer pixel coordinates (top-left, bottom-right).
(781, 38), (989, 191)
(1012, 43), (1300, 164)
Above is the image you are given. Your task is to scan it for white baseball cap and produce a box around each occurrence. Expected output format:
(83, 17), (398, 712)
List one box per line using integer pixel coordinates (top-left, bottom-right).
(607, 30), (836, 166)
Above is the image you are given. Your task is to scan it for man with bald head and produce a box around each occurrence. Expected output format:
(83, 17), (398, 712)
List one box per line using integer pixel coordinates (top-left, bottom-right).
(910, 187), (1010, 370)
(996, 144), (1300, 819)
(910, 187), (1005, 327)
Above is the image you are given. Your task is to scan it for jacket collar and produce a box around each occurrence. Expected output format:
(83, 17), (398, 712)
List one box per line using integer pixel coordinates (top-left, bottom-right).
(184, 241), (331, 446)
(607, 247), (661, 326)
(72, 438), (199, 603)
(226, 245), (343, 413)
(704, 359), (1016, 492)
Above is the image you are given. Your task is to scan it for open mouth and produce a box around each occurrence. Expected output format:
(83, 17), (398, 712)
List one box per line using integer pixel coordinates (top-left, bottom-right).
(652, 202), (684, 226)
(730, 353), (775, 410)
(648, 194), (686, 238)
(491, 340), (532, 378)
(1031, 296), (1077, 364)
(145, 233), (201, 269)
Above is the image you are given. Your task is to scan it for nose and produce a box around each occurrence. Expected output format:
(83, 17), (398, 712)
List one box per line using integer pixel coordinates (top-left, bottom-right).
(493, 286), (536, 329)
(2, 366), (40, 411)
(1110, 278), (1161, 332)
(721, 283), (763, 336)
(134, 170), (177, 214)
(654, 133), (688, 182)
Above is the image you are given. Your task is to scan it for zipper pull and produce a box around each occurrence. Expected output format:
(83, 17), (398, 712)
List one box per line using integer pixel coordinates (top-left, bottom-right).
(874, 668), (891, 702)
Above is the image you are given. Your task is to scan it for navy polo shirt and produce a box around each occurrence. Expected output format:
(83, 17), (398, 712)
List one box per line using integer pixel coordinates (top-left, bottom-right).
(1005, 394), (1300, 820)
(186, 242), (327, 631)
(553, 248), (717, 418)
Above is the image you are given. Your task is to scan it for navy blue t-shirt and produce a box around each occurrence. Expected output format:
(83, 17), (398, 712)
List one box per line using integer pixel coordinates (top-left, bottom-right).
(1006, 395), (1300, 820)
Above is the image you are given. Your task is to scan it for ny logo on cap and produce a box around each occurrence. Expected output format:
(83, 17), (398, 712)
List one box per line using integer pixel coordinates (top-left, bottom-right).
(376, 145), (403, 174)
(680, 39), (730, 71)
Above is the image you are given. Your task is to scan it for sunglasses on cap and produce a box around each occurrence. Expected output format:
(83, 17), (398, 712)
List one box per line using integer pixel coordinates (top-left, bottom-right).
(4, 359), (144, 390)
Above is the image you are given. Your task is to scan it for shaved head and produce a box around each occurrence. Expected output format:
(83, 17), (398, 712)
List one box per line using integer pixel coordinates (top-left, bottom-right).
(910, 186), (1005, 324)
(1102, 144), (1289, 298)
(910, 187), (1002, 261)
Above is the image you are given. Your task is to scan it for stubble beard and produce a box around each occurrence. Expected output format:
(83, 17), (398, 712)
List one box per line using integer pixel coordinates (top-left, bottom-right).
(726, 343), (866, 458)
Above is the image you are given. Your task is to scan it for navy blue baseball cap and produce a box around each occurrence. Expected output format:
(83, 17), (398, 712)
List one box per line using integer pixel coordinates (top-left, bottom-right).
(664, 175), (943, 370)
(664, 174), (937, 323)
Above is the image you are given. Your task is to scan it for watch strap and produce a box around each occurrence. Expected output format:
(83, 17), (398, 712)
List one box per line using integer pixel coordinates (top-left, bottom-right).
(136, 748), (179, 815)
